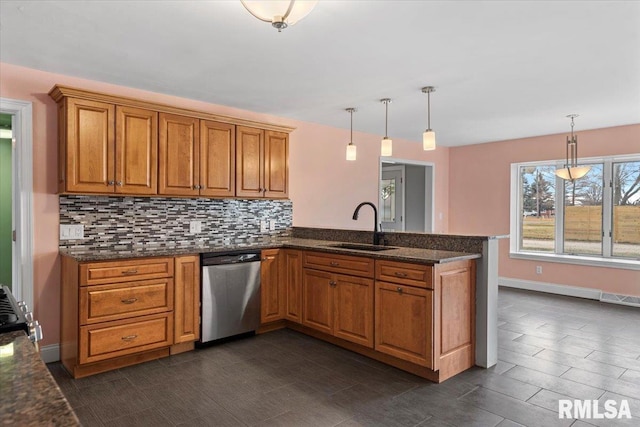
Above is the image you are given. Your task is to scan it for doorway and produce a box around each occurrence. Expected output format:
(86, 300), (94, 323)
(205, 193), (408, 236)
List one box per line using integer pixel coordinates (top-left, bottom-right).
(0, 113), (12, 288)
(380, 159), (434, 233)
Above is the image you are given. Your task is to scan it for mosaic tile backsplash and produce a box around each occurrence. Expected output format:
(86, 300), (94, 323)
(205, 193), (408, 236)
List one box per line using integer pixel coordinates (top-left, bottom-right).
(59, 195), (292, 251)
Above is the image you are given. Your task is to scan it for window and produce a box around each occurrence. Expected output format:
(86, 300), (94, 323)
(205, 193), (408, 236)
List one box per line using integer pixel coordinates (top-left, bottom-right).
(511, 155), (640, 268)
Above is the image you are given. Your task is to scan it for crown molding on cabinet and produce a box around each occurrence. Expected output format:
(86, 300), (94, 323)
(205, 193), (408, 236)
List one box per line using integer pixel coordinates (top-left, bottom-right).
(48, 85), (296, 134)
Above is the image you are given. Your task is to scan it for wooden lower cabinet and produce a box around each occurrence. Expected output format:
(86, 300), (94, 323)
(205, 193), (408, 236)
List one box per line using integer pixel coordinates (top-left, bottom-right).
(174, 255), (200, 344)
(283, 250), (303, 323)
(61, 254), (200, 378)
(260, 249), (285, 323)
(302, 268), (374, 348)
(375, 281), (433, 368)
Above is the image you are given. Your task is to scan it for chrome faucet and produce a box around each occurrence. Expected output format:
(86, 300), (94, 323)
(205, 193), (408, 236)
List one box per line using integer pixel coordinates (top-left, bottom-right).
(352, 202), (383, 245)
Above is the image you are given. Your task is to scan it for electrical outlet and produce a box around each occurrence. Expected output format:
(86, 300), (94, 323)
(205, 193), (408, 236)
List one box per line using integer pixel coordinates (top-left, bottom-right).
(260, 220), (268, 232)
(269, 219), (276, 231)
(536, 265), (543, 275)
(60, 224), (84, 240)
(189, 220), (202, 234)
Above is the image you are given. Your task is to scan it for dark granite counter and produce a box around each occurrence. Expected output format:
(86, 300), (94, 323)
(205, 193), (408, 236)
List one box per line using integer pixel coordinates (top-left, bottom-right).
(0, 331), (79, 426)
(59, 236), (480, 264)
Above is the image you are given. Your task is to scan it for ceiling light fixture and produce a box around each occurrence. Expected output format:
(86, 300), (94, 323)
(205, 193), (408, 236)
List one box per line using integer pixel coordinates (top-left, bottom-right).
(345, 108), (357, 161)
(380, 98), (393, 157)
(421, 86), (436, 151)
(240, 0), (318, 32)
(555, 114), (590, 181)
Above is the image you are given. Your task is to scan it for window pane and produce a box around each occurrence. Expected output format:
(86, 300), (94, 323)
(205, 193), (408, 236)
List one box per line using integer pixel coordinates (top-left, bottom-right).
(520, 165), (556, 252)
(612, 161), (640, 259)
(563, 164), (603, 255)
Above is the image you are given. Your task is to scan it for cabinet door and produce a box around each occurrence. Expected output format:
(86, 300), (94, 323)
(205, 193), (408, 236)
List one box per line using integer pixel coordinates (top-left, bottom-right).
(333, 274), (374, 348)
(174, 255), (200, 343)
(236, 126), (264, 198)
(159, 113), (200, 196)
(115, 106), (158, 195)
(375, 281), (433, 368)
(65, 98), (115, 193)
(200, 120), (235, 197)
(302, 269), (333, 335)
(283, 250), (303, 323)
(264, 130), (288, 198)
(261, 249), (285, 323)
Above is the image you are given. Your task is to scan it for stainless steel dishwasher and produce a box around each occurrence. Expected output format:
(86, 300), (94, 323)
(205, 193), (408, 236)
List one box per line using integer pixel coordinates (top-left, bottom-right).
(198, 251), (261, 345)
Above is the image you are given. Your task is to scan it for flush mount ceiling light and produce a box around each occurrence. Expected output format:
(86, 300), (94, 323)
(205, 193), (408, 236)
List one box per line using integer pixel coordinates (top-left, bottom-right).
(555, 114), (590, 181)
(380, 98), (393, 157)
(421, 86), (436, 151)
(240, 0), (318, 32)
(345, 108), (357, 161)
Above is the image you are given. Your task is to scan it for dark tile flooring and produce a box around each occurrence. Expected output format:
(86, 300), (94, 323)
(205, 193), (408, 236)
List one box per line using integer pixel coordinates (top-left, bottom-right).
(48, 288), (640, 426)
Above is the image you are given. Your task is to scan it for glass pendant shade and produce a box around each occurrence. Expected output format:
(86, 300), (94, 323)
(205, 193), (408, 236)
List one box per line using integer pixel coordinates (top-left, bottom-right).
(555, 166), (590, 180)
(381, 137), (393, 156)
(554, 115), (590, 180)
(241, 1), (318, 29)
(346, 143), (357, 161)
(423, 130), (436, 151)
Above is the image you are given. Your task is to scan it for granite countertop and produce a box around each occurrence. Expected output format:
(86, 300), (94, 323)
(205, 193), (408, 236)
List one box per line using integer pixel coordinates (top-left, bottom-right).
(59, 236), (481, 264)
(0, 331), (79, 426)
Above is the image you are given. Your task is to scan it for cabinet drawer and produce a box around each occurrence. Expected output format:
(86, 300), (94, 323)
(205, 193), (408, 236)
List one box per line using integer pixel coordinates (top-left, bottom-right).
(80, 257), (174, 285)
(79, 313), (173, 364)
(80, 279), (174, 325)
(303, 251), (374, 278)
(375, 260), (433, 289)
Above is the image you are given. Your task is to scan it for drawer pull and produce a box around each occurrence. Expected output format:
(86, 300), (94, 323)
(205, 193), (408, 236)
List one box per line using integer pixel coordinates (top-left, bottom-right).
(329, 262), (340, 266)
(329, 280), (337, 287)
(121, 335), (138, 341)
(394, 272), (408, 277)
(121, 298), (138, 304)
(121, 269), (138, 275)
(397, 287), (403, 294)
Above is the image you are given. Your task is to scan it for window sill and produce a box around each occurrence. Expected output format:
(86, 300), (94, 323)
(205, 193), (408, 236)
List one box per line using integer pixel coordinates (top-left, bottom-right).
(510, 251), (640, 271)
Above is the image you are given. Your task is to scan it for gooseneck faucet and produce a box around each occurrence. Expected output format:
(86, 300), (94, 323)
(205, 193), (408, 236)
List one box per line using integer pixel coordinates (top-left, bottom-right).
(352, 202), (383, 245)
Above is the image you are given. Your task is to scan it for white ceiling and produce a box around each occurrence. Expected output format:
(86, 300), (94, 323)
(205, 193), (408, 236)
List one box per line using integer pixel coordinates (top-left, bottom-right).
(1, 1), (639, 147)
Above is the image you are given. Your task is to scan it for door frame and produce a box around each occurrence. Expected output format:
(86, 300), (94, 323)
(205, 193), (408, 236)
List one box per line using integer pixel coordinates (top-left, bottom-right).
(379, 157), (435, 233)
(0, 98), (34, 310)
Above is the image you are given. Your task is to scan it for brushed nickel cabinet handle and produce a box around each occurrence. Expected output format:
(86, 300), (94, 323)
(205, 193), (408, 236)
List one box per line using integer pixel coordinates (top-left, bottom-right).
(121, 298), (138, 304)
(121, 335), (137, 341)
(107, 180), (115, 186)
(116, 181), (123, 186)
(394, 272), (408, 277)
(257, 188), (263, 192)
(397, 287), (403, 294)
(329, 262), (340, 266)
(121, 269), (138, 275)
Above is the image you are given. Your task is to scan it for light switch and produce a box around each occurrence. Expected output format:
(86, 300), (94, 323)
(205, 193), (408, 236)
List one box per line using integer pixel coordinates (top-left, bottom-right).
(60, 224), (84, 240)
(269, 219), (276, 231)
(189, 221), (202, 234)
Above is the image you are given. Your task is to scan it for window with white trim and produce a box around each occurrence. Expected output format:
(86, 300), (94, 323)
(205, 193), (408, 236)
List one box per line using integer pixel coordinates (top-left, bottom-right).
(511, 155), (640, 265)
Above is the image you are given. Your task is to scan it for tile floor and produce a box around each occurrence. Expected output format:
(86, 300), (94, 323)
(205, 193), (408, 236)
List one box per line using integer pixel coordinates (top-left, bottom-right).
(48, 288), (640, 426)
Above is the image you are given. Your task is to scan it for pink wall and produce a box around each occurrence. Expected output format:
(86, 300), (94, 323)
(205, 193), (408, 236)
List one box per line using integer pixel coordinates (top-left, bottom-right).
(0, 62), (449, 346)
(449, 124), (640, 296)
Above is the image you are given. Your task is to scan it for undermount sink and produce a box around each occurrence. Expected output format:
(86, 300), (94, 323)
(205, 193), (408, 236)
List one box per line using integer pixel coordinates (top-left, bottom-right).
(325, 243), (397, 252)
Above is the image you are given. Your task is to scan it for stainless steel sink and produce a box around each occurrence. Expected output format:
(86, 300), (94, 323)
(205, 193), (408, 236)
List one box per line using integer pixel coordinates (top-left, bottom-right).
(324, 243), (397, 252)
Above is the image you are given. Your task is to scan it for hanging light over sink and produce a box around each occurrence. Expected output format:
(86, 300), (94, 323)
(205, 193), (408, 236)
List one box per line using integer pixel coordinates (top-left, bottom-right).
(240, 0), (318, 32)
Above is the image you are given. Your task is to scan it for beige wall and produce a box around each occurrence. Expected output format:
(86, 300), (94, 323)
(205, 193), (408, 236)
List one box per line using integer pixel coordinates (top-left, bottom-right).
(0, 62), (449, 346)
(449, 124), (640, 296)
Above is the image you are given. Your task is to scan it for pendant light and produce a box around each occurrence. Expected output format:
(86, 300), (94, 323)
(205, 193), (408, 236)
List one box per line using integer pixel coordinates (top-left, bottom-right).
(421, 86), (436, 151)
(380, 98), (393, 156)
(345, 108), (357, 161)
(555, 114), (590, 181)
(240, 0), (318, 32)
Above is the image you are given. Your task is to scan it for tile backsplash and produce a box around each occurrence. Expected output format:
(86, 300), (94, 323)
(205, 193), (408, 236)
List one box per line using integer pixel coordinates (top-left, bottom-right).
(59, 195), (292, 251)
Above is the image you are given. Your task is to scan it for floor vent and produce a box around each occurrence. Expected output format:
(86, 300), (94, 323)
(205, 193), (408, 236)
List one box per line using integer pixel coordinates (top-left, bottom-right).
(600, 293), (640, 308)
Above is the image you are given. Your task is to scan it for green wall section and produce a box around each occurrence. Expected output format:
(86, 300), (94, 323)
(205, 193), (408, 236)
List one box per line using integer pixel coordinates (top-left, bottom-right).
(0, 137), (12, 288)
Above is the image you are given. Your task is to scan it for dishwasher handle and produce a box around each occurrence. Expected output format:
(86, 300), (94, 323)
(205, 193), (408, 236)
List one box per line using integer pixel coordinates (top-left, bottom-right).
(201, 251), (261, 266)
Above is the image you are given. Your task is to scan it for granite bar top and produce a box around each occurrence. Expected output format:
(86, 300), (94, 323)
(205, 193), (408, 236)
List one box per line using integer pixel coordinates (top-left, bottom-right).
(0, 331), (79, 426)
(59, 237), (481, 264)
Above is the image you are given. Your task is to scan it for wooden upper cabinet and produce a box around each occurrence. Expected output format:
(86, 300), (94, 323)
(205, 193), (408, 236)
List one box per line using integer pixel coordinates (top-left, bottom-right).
(236, 126), (264, 198)
(64, 98), (115, 193)
(200, 120), (235, 197)
(159, 113), (200, 196)
(264, 131), (288, 198)
(115, 106), (158, 195)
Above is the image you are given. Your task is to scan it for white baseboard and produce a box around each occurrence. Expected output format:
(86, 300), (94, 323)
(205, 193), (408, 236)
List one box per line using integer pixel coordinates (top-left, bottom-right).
(498, 277), (602, 300)
(39, 343), (60, 363)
